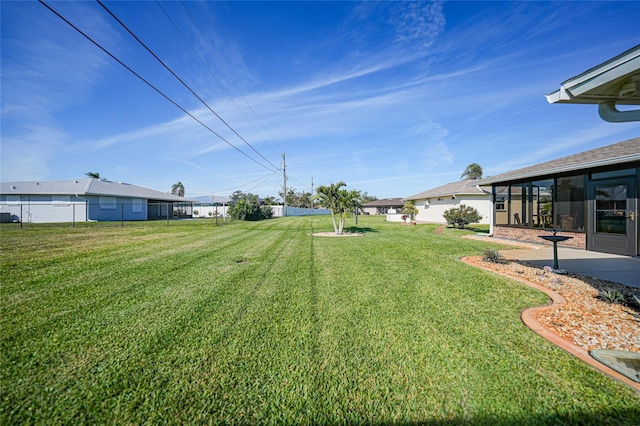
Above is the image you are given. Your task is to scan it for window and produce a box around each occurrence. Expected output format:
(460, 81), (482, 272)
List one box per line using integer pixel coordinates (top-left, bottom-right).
(494, 174), (586, 232)
(594, 184), (627, 234)
(99, 196), (117, 210)
(555, 175), (585, 231)
(510, 183), (528, 226)
(532, 179), (553, 228)
(132, 199), (143, 213)
(494, 186), (508, 225)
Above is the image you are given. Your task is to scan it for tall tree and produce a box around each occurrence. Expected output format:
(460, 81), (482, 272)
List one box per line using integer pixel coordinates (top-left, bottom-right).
(230, 190), (246, 203)
(262, 196), (278, 206)
(360, 192), (378, 203)
(171, 181), (185, 197)
(85, 172), (100, 179)
(460, 163), (483, 180)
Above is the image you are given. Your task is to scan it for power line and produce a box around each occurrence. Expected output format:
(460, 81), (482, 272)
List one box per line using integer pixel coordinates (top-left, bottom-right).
(165, 2), (314, 193)
(96, 0), (281, 173)
(37, 0), (276, 173)
(203, 170), (280, 196)
(157, 1), (281, 162)
(178, 0), (316, 186)
(179, 0), (287, 159)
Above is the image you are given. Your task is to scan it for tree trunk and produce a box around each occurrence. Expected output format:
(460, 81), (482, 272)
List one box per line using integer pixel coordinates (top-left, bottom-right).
(330, 211), (339, 234)
(338, 212), (345, 235)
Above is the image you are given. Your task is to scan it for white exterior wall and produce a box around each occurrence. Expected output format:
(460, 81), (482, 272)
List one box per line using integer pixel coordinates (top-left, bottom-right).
(363, 206), (378, 215)
(412, 195), (491, 224)
(0, 198), (88, 223)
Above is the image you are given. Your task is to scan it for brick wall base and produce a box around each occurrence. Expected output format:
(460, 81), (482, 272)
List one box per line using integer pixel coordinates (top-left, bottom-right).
(494, 226), (586, 250)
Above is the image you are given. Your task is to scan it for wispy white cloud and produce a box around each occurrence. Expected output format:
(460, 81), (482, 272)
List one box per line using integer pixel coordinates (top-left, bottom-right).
(485, 123), (636, 177)
(390, 1), (446, 48)
(1, 2), (120, 181)
(3, 0), (638, 200)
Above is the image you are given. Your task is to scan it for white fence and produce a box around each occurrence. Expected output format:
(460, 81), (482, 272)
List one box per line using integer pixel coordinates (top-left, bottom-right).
(270, 206), (331, 217)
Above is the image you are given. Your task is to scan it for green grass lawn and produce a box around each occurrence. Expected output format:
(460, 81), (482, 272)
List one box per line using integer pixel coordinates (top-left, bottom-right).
(1, 216), (638, 424)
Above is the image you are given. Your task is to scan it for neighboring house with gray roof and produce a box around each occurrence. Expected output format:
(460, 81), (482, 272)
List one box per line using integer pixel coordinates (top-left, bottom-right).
(405, 179), (491, 224)
(0, 178), (195, 223)
(362, 198), (404, 215)
(478, 137), (640, 256)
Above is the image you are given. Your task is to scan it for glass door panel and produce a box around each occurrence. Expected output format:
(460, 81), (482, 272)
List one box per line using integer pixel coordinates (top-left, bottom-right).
(588, 177), (637, 256)
(594, 184), (627, 234)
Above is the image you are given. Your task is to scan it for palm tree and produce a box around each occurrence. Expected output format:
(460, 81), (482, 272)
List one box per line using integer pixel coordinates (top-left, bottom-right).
(402, 200), (419, 221)
(460, 163), (483, 180)
(336, 189), (362, 234)
(314, 181), (346, 234)
(171, 181), (185, 197)
(85, 172), (100, 179)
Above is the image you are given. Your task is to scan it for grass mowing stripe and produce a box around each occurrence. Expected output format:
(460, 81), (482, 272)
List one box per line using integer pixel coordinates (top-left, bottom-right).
(1, 216), (639, 424)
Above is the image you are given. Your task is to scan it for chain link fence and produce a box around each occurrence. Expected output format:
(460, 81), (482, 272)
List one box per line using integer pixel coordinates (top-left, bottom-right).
(0, 202), (232, 228)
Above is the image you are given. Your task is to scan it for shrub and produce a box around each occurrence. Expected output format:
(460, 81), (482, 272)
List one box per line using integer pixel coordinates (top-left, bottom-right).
(482, 249), (508, 264)
(229, 199), (273, 221)
(596, 289), (627, 305)
(443, 204), (482, 229)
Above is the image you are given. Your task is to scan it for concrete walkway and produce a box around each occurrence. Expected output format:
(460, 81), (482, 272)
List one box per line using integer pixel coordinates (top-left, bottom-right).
(500, 246), (640, 289)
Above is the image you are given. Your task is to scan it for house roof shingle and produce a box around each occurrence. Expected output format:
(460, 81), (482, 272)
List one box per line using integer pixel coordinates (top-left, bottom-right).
(405, 179), (487, 200)
(363, 198), (404, 207)
(478, 137), (640, 185)
(0, 178), (195, 202)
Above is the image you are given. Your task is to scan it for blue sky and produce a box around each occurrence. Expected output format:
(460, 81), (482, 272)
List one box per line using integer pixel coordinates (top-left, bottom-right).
(2, 1), (639, 199)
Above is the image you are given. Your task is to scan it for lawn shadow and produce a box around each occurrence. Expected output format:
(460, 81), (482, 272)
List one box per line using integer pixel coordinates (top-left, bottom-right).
(465, 225), (490, 234)
(343, 226), (379, 234)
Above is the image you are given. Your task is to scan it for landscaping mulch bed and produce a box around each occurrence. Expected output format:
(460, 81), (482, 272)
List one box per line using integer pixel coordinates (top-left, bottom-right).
(466, 256), (640, 353)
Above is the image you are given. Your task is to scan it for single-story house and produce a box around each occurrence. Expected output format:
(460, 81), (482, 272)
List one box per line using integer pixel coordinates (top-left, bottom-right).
(478, 138), (640, 256)
(362, 198), (404, 215)
(405, 179), (491, 224)
(0, 178), (195, 223)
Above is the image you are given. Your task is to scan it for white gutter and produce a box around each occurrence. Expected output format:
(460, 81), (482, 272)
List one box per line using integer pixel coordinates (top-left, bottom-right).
(546, 45), (640, 122)
(547, 45), (640, 102)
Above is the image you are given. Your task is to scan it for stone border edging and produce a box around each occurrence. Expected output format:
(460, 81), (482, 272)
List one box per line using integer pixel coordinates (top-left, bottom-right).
(461, 256), (640, 393)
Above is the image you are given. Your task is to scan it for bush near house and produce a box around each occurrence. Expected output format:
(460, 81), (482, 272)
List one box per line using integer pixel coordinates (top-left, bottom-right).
(443, 204), (482, 229)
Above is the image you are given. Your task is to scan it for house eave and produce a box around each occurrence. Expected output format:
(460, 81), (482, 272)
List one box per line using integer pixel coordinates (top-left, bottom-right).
(546, 44), (640, 104)
(480, 153), (640, 185)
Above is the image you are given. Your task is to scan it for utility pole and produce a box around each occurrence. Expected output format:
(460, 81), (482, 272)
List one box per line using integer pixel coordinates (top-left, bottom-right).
(282, 153), (287, 217)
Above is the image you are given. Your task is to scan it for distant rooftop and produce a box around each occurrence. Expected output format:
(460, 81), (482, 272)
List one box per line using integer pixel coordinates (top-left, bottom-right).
(406, 179), (487, 200)
(0, 178), (195, 202)
(363, 198), (404, 207)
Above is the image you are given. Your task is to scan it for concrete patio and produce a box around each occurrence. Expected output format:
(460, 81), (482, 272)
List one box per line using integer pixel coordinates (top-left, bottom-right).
(500, 246), (640, 289)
